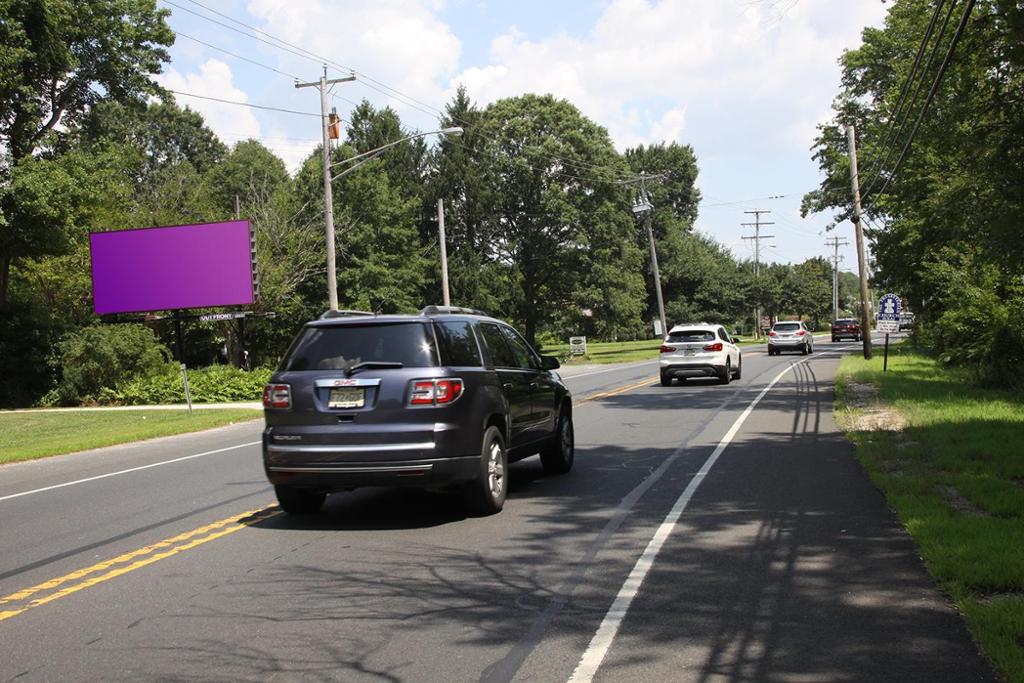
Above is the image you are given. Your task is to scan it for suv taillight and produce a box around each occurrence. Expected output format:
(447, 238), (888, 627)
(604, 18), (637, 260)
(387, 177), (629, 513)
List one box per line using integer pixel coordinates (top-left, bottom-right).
(409, 378), (464, 406)
(795, 330), (806, 336)
(659, 345), (675, 353)
(703, 342), (723, 352)
(262, 383), (291, 409)
(769, 331), (777, 337)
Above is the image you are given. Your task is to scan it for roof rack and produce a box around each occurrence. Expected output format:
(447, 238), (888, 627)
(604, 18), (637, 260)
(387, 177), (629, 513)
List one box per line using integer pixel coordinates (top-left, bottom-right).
(319, 309), (375, 320)
(420, 305), (490, 317)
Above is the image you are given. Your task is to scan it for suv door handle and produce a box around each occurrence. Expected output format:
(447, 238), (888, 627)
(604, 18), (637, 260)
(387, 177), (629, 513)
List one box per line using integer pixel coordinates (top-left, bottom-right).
(503, 382), (513, 391)
(530, 382), (538, 389)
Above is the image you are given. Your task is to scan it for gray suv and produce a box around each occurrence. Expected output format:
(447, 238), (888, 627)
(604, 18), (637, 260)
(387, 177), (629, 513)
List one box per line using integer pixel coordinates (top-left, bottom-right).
(261, 306), (574, 516)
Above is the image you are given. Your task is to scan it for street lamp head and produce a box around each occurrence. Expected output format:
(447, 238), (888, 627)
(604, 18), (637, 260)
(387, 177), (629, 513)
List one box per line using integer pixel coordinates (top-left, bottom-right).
(440, 127), (463, 136)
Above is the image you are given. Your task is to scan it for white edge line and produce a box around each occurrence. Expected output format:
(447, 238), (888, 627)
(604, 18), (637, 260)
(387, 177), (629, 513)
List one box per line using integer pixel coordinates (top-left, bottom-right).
(567, 356), (816, 683)
(0, 441), (262, 504)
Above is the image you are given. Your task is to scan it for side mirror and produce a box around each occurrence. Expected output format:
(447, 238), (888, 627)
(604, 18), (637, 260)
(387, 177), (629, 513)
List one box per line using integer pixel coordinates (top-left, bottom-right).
(541, 355), (560, 370)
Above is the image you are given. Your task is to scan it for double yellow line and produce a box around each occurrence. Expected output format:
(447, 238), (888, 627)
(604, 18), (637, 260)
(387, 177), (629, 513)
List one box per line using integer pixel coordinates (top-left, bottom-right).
(0, 375), (658, 624)
(0, 506), (278, 622)
(577, 376), (659, 404)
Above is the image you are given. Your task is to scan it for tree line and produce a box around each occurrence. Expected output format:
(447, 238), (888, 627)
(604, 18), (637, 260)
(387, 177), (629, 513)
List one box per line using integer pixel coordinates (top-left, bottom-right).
(0, 0), (839, 407)
(804, 0), (1024, 385)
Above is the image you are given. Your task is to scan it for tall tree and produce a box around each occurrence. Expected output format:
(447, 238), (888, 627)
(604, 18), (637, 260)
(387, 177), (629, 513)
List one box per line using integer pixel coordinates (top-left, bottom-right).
(0, 0), (174, 306)
(425, 86), (501, 312)
(803, 0), (1024, 381)
(476, 94), (645, 344)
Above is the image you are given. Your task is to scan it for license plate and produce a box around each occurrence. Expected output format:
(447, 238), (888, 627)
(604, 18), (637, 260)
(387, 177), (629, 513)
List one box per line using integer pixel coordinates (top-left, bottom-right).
(328, 387), (365, 409)
(683, 349), (696, 357)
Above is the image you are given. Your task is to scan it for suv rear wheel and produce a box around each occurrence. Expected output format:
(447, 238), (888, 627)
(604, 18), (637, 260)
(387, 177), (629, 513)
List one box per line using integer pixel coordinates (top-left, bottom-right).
(275, 485), (326, 515)
(719, 359), (732, 385)
(465, 426), (507, 515)
(540, 408), (574, 475)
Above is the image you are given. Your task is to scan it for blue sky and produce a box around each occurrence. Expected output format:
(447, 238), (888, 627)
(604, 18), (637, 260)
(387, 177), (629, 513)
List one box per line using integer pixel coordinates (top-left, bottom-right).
(157, 0), (889, 270)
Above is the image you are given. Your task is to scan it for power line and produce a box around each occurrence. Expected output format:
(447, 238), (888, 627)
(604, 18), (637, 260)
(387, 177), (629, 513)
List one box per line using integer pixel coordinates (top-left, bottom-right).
(171, 0), (637, 183)
(172, 29), (301, 80)
(856, 0), (949, 193)
(163, 0), (326, 69)
(863, 0), (976, 211)
(860, 0), (960, 199)
(163, 90), (319, 118)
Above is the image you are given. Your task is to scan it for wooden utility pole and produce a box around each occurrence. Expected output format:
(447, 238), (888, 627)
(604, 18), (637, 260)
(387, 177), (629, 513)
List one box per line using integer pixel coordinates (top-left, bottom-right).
(846, 125), (873, 359)
(295, 67), (356, 311)
(741, 210), (774, 339)
(825, 236), (850, 321)
(437, 199), (450, 307)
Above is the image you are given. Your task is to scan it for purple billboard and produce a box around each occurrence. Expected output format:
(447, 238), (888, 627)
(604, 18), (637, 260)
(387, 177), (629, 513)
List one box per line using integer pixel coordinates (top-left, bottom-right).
(90, 220), (255, 315)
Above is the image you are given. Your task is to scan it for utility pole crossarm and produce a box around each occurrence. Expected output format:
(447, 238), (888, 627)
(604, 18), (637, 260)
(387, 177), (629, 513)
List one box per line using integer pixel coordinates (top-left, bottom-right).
(294, 75), (356, 89)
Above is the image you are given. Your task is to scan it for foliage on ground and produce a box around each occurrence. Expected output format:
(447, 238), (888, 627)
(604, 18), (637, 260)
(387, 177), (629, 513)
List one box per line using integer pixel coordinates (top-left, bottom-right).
(43, 323), (169, 406)
(835, 348), (1024, 681)
(0, 409), (261, 465)
(99, 364), (272, 405)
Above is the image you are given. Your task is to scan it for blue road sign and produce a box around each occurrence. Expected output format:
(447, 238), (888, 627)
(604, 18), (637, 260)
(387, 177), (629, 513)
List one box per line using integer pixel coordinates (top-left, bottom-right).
(877, 293), (902, 333)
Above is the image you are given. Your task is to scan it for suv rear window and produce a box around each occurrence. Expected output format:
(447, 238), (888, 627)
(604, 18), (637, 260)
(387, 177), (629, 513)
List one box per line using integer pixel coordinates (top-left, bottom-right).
(281, 322), (437, 371)
(668, 330), (715, 343)
(773, 323), (801, 332)
(834, 319), (856, 325)
(434, 321), (483, 367)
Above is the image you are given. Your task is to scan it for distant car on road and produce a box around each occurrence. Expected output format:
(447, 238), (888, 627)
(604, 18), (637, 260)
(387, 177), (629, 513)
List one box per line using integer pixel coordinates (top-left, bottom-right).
(261, 306), (574, 516)
(659, 323), (741, 386)
(831, 318), (862, 342)
(768, 320), (814, 356)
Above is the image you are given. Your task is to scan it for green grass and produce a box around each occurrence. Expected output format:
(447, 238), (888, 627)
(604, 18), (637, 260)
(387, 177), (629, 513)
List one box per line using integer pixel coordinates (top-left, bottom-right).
(835, 348), (1024, 682)
(539, 336), (769, 365)
(0, 410), (263, 465)
(539, 338), (663, 365)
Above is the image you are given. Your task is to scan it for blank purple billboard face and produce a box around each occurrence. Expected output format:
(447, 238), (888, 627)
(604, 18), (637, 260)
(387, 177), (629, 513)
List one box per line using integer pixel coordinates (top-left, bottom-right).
(90, 221), (255, 315)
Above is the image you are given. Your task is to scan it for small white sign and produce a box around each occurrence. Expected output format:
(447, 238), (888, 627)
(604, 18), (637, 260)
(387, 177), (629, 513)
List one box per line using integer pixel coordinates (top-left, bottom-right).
(569, 336), (587, 356)
(876, 318), (900, 334)
(653, 319), (663, 337)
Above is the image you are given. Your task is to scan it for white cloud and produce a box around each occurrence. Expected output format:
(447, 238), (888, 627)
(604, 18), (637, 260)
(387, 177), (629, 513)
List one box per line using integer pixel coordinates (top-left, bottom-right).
(445, 0), (888, 151)
(159, 59), (261, 141)
(245, 0), (460, 120)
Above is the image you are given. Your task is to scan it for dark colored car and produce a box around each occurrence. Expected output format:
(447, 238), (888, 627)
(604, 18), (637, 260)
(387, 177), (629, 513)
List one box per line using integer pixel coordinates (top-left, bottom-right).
(261, 306), (574, 516)
(831, 318), (861, 342)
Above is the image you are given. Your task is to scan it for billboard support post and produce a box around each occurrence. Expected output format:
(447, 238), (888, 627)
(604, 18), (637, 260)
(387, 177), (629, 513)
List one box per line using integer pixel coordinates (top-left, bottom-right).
(174, 318), (185, 363)
(180, 363), (193, 415)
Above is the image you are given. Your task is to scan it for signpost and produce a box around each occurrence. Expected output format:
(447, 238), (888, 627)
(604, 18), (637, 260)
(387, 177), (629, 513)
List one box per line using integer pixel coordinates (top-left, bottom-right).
(569, 336), (588, 356)
(876, 293), (901, 372)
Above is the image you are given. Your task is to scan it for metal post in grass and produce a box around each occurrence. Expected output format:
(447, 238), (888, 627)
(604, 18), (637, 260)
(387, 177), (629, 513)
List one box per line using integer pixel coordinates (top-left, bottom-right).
(180, 363), (193, 415)
(883, 334), (890, 372)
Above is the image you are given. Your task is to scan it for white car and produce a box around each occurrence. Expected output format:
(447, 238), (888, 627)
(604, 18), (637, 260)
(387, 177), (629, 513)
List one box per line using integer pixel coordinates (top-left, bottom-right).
(659, 324), (742, 386)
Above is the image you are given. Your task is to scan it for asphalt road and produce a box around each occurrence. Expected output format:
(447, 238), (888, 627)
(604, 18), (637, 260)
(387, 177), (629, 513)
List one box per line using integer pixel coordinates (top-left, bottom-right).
(0, 336), (996, 682)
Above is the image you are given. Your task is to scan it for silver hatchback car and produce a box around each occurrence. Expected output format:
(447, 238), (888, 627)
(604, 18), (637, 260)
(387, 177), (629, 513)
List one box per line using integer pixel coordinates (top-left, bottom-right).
(767, 320), (814, 356)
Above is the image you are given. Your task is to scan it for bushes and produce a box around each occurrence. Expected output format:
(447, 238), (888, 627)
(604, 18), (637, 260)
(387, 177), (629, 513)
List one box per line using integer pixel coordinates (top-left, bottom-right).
(101, 364), (272, 405)
(45, 324), (168, 405)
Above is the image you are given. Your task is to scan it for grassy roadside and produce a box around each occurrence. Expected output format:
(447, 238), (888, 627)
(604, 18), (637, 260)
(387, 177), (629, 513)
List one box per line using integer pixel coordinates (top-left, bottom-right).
(540, 338), (662, 365)
(834, 348), (1024, 682)
(0, 410), (263, 465)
